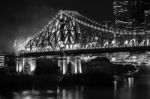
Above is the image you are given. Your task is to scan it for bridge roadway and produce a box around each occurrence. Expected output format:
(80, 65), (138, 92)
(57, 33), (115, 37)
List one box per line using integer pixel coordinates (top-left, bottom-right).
(19, 46), (150, 57)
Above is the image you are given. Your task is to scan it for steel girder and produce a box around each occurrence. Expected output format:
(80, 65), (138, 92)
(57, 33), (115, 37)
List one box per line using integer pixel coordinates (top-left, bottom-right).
(21, 10), (150, 54)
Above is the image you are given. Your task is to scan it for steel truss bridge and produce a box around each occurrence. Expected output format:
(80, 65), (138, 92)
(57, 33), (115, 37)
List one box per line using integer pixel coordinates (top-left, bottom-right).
(17, 10), (150, 75)
(18, 10), (150, 57)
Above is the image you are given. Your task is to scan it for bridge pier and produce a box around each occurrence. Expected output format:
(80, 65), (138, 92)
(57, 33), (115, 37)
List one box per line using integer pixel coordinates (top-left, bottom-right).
(58, 57), (68, 74)
(16, 57), (36, 75)
(16, 58), (24, 73)
(70, 56), (82, 74)
(58, 56), (82, 75)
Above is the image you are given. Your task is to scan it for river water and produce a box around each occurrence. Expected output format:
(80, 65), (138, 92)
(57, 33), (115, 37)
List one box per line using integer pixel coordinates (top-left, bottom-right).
(0, 66), (150, 99)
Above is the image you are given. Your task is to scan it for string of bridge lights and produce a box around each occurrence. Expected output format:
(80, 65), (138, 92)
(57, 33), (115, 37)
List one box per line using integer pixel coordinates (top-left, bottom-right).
(63, 11), (112, 33)
(63, 11), (120, 34)
(63, 10), (147, 35)
(77, 11), (147, 35)
(62, 10), (123, 35)
(61, 10), (106, 28)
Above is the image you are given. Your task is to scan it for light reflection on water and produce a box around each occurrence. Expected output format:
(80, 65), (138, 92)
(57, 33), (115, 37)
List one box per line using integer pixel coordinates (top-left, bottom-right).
(12, 86), (84, 99)
(0, 77), (147, 99)
(114, 77), (134, 99)
(13, 89), (57, 99)
(1, 67), (150, 99)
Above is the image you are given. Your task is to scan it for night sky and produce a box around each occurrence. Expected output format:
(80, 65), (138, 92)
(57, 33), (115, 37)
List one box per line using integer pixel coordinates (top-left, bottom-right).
(0, 0), (113, 53)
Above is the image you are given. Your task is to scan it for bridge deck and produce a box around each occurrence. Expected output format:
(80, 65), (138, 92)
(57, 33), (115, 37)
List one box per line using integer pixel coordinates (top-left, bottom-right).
(19, 46), (150, 57)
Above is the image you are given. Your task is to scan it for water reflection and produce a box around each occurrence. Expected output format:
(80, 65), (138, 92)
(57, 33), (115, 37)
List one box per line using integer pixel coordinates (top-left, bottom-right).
(1, 67), (150, 99)
(58, 86), (84, 99)
(127, 77), (134, 88)
(13, 89), (57, 99)
(0, 78), (139, 99)
(114, 77), (134, 99)
(11, 86), (84, 99)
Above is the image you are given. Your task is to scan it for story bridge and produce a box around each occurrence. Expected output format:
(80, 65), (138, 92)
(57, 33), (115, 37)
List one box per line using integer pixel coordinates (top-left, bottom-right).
(16, 10), (150, 75)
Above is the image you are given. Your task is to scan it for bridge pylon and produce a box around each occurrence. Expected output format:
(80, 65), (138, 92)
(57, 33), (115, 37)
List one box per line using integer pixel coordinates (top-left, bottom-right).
(58, 56), (82, 75)
(16, 57), (36, 75)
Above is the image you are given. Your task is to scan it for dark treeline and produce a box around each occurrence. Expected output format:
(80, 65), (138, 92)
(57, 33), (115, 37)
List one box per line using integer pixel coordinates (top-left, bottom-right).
(82, 57), (137, 76)
(35, 58), (60, 75)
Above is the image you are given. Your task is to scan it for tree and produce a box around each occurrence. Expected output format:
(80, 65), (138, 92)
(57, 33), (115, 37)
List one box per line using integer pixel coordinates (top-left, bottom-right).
(35, 58), (60, 75)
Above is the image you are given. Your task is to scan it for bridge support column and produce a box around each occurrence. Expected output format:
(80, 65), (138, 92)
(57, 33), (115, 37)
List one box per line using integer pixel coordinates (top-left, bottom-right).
(68, 56), (82, 74)
(16, 57), (36, 75)
(16, 58), (24, 73)
(147, 39), (149, 46)
(75, 56), (82, 74)
(58, 56), (68, 75)
(58, 56), (82, 75)
(26, 58), (36, 75)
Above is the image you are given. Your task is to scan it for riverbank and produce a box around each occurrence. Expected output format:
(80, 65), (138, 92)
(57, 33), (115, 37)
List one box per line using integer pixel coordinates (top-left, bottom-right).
(0, 57), (139, 90)
(0, 66), (148, 99)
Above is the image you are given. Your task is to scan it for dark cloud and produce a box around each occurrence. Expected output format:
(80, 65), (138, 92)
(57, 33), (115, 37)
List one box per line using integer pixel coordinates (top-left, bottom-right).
(0, 0), (113, 53)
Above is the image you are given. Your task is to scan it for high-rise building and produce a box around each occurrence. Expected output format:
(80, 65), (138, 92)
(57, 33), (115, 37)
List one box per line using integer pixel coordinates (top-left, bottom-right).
(113, 0), (132, 29)
(113, 0), (150, 30)
(0, 55), (5, 67)
(144, 10), (150, 30)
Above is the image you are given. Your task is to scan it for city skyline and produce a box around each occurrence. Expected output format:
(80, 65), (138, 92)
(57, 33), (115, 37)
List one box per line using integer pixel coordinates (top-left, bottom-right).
(113, 0), (150, 29)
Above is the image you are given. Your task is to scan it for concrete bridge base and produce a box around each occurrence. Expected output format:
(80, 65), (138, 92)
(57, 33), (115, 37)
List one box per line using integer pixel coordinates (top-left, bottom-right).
(58, 56), (82, 75)
(16, 56), (82, 75)
(16, 57), (36, 75)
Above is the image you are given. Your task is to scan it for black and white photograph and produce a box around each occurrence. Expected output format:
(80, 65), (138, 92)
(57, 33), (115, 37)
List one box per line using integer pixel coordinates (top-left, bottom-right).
(0, 0), (150, 99)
